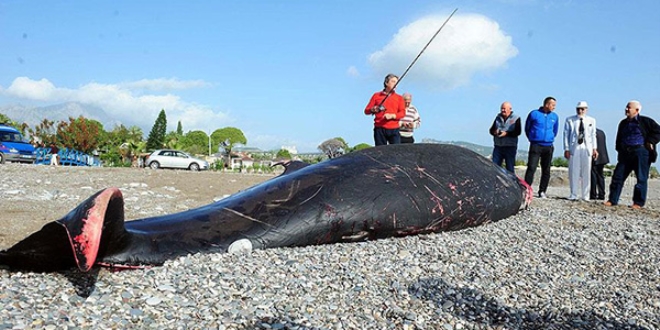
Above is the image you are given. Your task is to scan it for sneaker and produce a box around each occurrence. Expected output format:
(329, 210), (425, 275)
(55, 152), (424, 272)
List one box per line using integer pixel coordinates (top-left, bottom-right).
(539, 192), (548, 199)
(568, 195), (577, 201)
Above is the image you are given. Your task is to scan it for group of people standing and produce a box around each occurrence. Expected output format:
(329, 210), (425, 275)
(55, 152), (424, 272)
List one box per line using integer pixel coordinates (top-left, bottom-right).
(364, 74), (421, 145)
(489, 97), (660, 209)
(363, 73), (660, 209)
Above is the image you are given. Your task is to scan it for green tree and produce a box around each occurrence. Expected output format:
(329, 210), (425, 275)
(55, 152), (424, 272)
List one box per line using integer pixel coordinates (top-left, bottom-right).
(276, 148), (292, 159)
(146, 109), (167, 151)
(0, 113), (20, 129)
(352, 143), (372, 151)
(318, 137), (348, 158)
(164, 131), (183, 150)
(56, 116), (104, 153)
(180, 130), (209, 154)
(211, 127), (247, 155)
(30, 118), (57, 145)
(176, 121), (183, 135)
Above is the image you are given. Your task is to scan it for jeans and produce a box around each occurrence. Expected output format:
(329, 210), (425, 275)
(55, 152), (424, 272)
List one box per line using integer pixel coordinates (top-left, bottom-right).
(374, 127), (401, 146)
(608, 146), (650, 206)
(492, 146), (517, 173)
(524, 144), (554, 194)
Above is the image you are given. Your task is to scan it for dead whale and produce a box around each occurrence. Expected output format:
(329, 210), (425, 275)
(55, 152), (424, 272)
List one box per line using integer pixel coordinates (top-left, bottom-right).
(0, 144), (532, 272)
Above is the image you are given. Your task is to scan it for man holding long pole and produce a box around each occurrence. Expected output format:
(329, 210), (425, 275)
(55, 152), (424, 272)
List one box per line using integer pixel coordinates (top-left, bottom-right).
(364, 8), (457, 147)
(364, 74), (406, 146)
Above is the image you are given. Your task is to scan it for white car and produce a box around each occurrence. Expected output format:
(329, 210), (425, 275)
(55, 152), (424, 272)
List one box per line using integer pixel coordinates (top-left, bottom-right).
(145, 149), (209, 171)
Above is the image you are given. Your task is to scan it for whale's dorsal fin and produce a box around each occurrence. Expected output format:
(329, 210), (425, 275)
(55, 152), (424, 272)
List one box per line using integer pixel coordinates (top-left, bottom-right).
(273, 160), (310, 176)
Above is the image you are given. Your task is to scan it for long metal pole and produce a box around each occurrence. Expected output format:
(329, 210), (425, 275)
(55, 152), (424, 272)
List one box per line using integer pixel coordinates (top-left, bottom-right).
(378, 8), (458, 110)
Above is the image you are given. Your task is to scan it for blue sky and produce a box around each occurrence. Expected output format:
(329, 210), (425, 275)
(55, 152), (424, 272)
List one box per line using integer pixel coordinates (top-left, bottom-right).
(1, 0), (658, 154)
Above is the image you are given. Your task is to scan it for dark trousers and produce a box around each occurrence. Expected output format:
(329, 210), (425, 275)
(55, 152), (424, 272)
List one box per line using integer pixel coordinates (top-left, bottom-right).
(524, 144), (554, 194)
(590, 163), (606, 200)
(400, 136), (414, 144)
(374, 127), (401, 146)
(608, 147), (650, 206)
(492, 146), (517, 173)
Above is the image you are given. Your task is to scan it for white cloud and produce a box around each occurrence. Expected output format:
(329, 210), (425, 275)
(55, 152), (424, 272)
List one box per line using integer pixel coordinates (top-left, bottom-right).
(368, 13), (518, 90)
(5, 77), (61, 101)
(1, 77), (227, 132)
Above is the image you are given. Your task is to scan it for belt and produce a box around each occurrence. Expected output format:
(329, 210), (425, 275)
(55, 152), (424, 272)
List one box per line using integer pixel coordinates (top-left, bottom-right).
(625, 144), (644, 152)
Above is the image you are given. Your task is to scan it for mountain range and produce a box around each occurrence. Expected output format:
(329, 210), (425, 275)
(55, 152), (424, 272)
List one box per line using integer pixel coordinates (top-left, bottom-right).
(0, 102), (121, 129)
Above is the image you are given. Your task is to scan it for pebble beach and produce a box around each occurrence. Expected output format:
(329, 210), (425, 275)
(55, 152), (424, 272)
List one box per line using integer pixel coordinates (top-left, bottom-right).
(1, 164), (659, 329)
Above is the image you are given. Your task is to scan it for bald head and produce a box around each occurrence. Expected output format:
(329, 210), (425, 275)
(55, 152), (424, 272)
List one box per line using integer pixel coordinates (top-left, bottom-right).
(500, 101), (512, 117)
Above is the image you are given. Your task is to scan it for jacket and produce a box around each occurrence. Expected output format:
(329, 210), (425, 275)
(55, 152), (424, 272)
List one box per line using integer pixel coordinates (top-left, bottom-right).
(615, 115), (660, 163)
(593, 129), (610, 165)
(489, 112), (521, 147)
(525, 108), (559, 146)
(364, 91), (406, 129)
(563, 115), (597, 154)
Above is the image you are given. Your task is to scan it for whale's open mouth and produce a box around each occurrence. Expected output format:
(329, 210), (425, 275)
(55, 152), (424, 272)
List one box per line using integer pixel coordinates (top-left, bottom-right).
(517, 177), (533, 209)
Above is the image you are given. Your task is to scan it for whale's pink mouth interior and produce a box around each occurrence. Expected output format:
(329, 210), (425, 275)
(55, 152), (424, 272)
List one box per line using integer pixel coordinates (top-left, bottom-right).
(517, 176), (533, 209)
(64, 188), (124, 272)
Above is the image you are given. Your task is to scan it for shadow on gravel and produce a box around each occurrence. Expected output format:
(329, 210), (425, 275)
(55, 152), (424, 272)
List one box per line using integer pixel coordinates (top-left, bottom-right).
(59, 267), (100, 298)
(409, 277), (650, 330)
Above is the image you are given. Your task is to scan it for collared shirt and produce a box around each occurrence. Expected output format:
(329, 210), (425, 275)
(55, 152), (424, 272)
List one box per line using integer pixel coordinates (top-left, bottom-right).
(622, 116), (645, 146)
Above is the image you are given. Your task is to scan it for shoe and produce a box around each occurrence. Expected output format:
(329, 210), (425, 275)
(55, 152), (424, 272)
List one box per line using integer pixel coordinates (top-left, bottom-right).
(603, 201), (613, 206)
(568, 195), (577, 201)
(539, 192), (548, 199)
(631, 204), (642, 210)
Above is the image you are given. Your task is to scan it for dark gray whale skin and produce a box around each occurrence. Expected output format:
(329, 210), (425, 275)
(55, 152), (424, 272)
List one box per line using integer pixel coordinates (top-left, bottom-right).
(0, 144), (532, 272)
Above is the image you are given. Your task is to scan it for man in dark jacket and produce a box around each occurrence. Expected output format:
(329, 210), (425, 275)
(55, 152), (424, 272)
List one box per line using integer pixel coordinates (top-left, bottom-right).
(590, 129), (609, 200)
(604, 100), (660, 208)
(489, 101), (521, 173)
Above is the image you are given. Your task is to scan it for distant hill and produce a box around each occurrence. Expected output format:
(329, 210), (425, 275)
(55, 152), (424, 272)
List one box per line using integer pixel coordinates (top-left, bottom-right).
(0, 102), (121, 129)
(421, 138), (529, 161)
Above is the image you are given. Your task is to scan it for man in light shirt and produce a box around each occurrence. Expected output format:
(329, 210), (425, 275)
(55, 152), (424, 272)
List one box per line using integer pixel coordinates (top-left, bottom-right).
(399, 93), (421, 144)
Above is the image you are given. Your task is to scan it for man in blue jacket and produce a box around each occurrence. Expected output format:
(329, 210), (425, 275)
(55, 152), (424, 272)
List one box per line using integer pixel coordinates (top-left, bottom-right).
(524, 96), (559, 198)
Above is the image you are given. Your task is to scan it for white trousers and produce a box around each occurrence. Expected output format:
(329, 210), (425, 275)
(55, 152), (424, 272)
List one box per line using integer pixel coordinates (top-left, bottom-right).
(568, 143), (591, 200)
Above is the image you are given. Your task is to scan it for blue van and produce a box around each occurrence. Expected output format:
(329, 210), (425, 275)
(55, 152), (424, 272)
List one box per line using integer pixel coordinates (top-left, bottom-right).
(0, 123), (36, 164)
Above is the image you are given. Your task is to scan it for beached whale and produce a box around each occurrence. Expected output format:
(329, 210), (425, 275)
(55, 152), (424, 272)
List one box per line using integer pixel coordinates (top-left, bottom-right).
(0, 144), (532, 272)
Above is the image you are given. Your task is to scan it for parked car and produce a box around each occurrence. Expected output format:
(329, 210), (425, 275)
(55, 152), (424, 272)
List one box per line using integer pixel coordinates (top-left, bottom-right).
(0, 123), (36, 164)
(145, 149), (209, 171)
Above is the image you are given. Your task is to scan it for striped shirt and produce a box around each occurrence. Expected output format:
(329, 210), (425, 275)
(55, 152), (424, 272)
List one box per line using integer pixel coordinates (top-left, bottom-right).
(399, 105), (421, 138)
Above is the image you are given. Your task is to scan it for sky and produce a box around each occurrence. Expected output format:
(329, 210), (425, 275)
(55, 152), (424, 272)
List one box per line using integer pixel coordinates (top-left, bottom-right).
(0, 0), (659, 154)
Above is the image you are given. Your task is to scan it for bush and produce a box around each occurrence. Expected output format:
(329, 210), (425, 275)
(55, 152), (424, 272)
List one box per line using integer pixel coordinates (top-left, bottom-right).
(551, 157), (568, 167)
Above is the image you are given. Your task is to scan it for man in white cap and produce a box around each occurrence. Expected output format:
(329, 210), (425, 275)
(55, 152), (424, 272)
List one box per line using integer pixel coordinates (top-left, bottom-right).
(563, 101), (598, 200)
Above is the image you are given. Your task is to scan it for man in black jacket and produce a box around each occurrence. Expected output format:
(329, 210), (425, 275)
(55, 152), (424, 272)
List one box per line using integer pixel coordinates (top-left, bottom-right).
(590, 129), (609, 200)
(604, 100), (660, 209)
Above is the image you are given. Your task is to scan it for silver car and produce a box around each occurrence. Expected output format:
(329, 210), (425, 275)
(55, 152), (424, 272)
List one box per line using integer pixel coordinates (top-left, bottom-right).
(146, 149), (209, 171)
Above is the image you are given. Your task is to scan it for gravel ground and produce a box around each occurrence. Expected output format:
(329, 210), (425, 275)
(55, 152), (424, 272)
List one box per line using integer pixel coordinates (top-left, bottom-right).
(1, 163), (659, 329)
